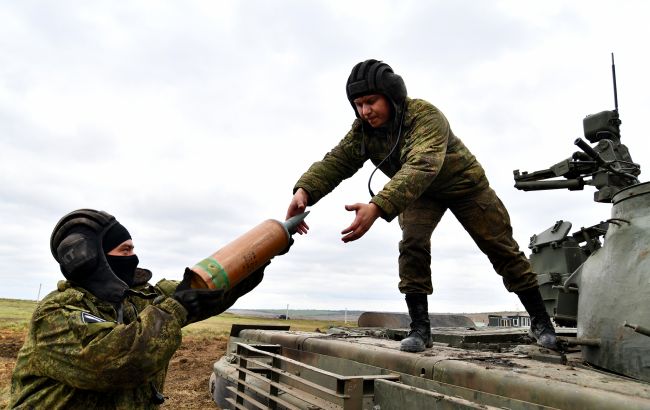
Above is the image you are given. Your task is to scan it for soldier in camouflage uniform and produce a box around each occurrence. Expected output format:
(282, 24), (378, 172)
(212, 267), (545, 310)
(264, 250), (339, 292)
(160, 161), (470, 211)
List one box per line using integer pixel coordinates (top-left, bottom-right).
(10, 209), (267, 409)
(286, 59), (557, 352)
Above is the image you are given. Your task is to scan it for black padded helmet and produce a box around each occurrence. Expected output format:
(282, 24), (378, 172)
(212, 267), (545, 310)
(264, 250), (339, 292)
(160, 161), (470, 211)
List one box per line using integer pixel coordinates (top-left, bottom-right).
(50, 209), (129, 303)
(346, 59), (407, 118)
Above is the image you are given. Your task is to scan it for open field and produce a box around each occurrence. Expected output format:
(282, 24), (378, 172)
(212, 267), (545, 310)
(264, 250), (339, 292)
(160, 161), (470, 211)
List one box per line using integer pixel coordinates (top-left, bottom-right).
(0, 298), (352, 409)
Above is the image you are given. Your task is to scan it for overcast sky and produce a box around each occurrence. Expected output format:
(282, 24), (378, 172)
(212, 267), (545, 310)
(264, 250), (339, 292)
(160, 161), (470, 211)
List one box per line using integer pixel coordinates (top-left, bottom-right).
(1, 1), (649, 313)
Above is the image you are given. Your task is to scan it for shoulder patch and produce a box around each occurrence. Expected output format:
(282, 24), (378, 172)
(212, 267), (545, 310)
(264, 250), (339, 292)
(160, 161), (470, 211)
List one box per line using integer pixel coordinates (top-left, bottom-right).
(80, 311), (107, 324)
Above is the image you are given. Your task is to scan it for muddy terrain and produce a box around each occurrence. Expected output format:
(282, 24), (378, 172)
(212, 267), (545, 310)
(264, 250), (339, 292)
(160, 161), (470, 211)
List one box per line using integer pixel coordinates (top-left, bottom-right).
(0, 329), (225, 409)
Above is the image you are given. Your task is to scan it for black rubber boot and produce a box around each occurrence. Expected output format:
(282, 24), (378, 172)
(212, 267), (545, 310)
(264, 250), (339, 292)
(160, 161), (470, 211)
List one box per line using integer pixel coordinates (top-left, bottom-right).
(516, 287), (558, 350)
(400, 293), (433, 352)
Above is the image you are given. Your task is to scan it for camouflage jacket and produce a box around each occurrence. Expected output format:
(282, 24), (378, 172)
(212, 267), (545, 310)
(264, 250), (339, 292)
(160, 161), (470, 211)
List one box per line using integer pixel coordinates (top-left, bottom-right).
(294, 98), (489, 221)
(10, 268), (187, 409)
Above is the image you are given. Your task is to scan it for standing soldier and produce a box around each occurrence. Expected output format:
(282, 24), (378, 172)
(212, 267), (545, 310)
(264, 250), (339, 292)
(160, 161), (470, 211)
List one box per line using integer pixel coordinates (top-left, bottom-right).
(10, 209), (269, 408)
(286, 59), (557, 352)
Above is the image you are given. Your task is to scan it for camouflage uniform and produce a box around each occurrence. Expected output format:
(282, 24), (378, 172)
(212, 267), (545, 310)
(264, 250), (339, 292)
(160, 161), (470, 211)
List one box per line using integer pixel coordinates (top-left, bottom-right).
(10, 268), (187, 409)
(295, 98), (537, 294)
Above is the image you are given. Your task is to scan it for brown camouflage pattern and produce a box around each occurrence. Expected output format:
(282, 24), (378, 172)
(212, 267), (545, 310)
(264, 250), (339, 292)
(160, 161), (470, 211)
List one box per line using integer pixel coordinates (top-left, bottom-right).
(294, 97), (536, 293)
(10, 275), (187, 409)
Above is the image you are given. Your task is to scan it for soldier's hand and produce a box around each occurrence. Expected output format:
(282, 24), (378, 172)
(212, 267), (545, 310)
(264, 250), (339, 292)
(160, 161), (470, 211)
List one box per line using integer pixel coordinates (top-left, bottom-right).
(173, 268), (228, 323)
(341, 202), (382, 242)
(286, 189), (310, 235)
(277, 237), (294, 256)
(228, 263), (266, 300)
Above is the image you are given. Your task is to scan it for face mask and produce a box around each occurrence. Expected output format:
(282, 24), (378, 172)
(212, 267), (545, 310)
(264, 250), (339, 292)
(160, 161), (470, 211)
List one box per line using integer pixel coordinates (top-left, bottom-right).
(106, 254), (139, 288)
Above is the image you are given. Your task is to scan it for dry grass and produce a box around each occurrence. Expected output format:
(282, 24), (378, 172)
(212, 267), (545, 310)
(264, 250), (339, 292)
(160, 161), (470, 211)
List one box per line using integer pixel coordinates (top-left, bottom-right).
(183, 311), (350, 337)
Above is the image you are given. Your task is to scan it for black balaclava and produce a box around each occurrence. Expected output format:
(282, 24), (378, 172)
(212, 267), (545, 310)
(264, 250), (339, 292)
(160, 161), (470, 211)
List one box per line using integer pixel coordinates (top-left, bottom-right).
(102, 222), (139, 288)
(345, 59), (407, 120)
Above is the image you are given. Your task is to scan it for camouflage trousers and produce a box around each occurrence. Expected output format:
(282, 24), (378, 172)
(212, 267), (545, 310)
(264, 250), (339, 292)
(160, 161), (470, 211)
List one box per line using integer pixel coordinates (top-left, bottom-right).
(397, 186), (537, 294)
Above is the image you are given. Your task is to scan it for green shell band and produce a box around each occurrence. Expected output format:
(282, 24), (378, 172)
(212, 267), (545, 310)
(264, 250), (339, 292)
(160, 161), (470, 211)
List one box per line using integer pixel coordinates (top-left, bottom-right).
(195, 257), (230, 290)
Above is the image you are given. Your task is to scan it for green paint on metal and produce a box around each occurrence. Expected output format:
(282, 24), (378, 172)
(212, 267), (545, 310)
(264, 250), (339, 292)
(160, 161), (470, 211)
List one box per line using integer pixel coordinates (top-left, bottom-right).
(196, 257), (230, 290)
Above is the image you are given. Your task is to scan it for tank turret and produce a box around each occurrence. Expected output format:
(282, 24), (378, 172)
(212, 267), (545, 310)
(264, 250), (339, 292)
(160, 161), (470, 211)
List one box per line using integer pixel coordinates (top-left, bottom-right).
(513, 54), (649, 382)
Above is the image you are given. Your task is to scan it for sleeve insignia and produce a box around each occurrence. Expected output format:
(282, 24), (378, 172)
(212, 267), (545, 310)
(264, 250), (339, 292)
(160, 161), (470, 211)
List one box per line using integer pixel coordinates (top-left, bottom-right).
(80, 311), (107, 323)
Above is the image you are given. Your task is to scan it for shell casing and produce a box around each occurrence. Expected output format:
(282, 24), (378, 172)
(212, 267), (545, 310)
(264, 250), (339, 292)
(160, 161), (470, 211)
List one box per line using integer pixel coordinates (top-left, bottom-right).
(190, 219), (290, 290)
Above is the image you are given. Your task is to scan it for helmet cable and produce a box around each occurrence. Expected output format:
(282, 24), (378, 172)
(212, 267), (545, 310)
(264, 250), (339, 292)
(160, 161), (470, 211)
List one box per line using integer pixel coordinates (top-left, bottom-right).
(367, 104), (406, 198)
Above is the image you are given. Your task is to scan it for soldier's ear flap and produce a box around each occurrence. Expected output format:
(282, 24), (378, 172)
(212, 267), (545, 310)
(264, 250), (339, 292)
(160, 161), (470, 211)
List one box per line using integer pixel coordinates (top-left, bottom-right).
(57, 231), (100, 280)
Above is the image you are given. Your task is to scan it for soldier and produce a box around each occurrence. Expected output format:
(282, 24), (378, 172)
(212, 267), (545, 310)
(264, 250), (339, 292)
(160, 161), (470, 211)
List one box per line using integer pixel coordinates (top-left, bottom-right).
(10, 209), (269, 408)
(286, 59), (557, 352)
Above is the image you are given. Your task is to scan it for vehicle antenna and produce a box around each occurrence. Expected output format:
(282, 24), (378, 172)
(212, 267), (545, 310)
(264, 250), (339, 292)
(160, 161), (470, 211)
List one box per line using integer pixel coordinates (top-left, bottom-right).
(611, 52), (619, 112)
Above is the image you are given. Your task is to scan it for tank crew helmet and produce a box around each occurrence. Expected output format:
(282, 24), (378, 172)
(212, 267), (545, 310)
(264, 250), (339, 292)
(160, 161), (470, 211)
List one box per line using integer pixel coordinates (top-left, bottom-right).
(50, 209), (135, 303)
(346, 59), (407, 118)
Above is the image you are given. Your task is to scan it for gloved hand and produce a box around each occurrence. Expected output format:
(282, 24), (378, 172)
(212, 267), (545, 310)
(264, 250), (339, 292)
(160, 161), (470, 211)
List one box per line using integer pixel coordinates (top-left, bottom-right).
(220, 262), (267, 308)
(173, 268), (228, 323)
(217, 239), (291, 305)
(277, 237), (294, 256)
(173, 263), (269, 323)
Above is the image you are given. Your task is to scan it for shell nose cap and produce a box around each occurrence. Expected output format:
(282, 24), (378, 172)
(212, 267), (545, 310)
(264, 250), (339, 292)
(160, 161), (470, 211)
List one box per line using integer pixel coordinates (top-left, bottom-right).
(283, 211), (310, 235)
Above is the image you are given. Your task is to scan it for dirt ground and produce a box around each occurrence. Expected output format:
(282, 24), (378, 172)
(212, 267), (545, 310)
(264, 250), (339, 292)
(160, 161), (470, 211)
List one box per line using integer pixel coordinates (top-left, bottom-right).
(162, 335), (226, 409)
(0, 329), (226, 409)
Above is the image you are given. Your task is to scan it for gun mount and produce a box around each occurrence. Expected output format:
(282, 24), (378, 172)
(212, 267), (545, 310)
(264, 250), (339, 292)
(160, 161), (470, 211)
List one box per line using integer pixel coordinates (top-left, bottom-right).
(514, 54), (650, 384)
(513, 54), (640, 203)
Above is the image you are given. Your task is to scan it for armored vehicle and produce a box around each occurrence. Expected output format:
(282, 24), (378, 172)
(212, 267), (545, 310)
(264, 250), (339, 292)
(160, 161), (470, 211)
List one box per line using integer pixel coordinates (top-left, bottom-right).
(209, 57), (650, 409)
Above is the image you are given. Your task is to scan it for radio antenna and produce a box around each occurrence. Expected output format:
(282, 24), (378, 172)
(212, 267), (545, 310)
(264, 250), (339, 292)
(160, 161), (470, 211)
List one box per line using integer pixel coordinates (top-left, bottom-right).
(611, 52), (619, 112)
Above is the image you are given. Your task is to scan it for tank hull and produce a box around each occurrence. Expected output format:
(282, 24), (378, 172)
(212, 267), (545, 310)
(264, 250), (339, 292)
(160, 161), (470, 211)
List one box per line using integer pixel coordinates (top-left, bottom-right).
(211, 326), (650, 409)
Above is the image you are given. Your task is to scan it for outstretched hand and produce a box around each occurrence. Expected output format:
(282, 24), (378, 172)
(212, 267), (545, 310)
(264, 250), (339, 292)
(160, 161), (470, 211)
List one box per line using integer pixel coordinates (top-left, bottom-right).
(285, 188), (310, 235)
(341, 202), (382, 242)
